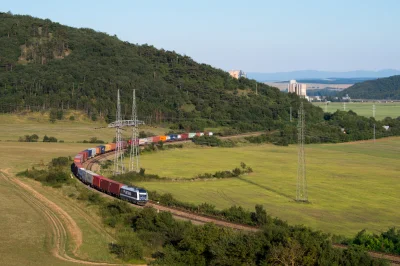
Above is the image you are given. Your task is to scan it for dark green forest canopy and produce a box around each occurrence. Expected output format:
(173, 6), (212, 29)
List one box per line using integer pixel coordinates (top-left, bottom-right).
(0, 13), (322, 131)
(339, 75), (400, 100)
(1, 12), (400, 143)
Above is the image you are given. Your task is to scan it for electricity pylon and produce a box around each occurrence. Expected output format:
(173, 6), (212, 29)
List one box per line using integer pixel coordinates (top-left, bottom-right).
(296, 102), (308, 202)
(129, 89), (140, 173)
(108, 89), (144, 175)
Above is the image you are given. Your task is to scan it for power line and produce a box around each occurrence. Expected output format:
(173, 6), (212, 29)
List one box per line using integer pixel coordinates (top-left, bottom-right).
(296, 102), (308, 202)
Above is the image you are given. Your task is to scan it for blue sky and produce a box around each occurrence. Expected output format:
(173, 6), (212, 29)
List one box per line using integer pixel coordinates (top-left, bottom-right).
(3, 0), (400, 72)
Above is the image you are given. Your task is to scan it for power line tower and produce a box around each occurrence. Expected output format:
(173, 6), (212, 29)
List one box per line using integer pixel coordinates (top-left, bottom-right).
(296, 102), (308, 202)
(129, 89), (140, 173)
(108, 89), (145, 175)
(343, 102), (346, 111)
(114, 89), (124, 175)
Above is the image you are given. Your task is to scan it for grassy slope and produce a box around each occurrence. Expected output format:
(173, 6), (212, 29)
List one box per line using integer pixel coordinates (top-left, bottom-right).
(313, 102), (400, 120)
(0, 111), (164, 264)
(0, 111), (167, 142)
(133, 138), (400, 237)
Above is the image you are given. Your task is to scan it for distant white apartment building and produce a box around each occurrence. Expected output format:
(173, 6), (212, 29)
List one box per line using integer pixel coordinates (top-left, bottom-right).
(288, 80), (307, 97)
(229, 70), (247, 79)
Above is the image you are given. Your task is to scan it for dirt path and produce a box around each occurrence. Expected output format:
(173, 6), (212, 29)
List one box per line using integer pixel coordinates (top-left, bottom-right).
(0, 170), (144, 266)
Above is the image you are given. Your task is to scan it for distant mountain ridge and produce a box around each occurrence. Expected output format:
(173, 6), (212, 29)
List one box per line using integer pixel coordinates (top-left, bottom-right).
(338, 75), (400, 100)
(248, 69), (400, 82)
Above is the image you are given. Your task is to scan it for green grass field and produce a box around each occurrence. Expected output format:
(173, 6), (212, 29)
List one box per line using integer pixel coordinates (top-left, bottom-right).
(0, 111), (167, 142)
(1, 110), (400, 264)
(0, 142), (130, 265)
(131, 138), (400, 237)
(313, 102), (400, 120)
(0, 110), (157, 265)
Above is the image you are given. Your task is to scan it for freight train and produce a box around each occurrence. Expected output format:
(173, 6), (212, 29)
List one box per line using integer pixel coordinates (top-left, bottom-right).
(71, 132), (213, 205)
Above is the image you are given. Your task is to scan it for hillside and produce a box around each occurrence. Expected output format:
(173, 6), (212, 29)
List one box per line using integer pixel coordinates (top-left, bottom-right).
(0, 12), (322, 133)
(1, 13), (400, 144)
(339, 75), (400, 100)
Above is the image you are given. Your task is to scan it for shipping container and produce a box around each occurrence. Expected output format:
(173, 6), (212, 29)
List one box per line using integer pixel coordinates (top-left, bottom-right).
(181, 133), (189, 140)
(74, 155), (82, 163)
(77, 168), (85, 180)
(92, 175), (103, 189)
(105, 144), (111, 152)
(100, 178), (111, 192)
(166, 135), (171, 141)
(169, 134), (178, 141)
(86, 149), (93, 158)
(160, 136), (167, 142)
(139, 138), (147, 145)
(75, 163), (83, 169)
(177, 134), (182, 139)
(152, 136), (160, 143)
(208, 132), (214, 136)
(83, 150), (89, 160)
(116, 141), (127, 149)
(97, 145), (106, 154)
(188, 133), (196, 138)
(79, 151), (88, 162)
(199, 132), (205, 136)
(109, 143), (116, 151)
(90, 148), (97, 157)
(109, 180), (123, 196)
(83, 169), (95, 185)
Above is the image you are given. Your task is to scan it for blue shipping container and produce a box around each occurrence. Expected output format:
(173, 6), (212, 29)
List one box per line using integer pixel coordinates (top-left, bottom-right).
(97, 145), (106, 154)
(86, 149), (93, 157)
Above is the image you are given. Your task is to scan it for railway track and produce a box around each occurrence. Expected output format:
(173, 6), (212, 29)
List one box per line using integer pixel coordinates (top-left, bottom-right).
(81, 148), (400, 265)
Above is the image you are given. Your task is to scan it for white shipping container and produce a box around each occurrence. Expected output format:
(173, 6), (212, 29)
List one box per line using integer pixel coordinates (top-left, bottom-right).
(90, 148), (97, 157)
(200, 132), (205, 136)
(166, 135), (171, 141)
(188, 133), (196, 138)
(139, 138), (147, 145)
(177, 134), (182, 139)
(208, 132), (213, 136)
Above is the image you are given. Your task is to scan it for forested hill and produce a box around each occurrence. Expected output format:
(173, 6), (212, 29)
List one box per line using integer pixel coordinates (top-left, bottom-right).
(339, 75), (400, 100)
(0, 12), (322, 132)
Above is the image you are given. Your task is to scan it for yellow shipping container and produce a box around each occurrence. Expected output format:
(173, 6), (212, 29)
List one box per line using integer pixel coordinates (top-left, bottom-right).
(105, 144), (111, 152)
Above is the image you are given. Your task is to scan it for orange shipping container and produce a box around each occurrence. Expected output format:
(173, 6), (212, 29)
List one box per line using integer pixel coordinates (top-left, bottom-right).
(160, 135), (167, 142)
(96, 147), (101, 155)
(109, 143), (116, 151)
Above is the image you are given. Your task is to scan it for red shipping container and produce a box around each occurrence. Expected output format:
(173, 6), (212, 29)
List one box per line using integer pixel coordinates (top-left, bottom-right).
(181, 133), (189, 140)
(93, 175), (103, 189)
(100, 178), (111, 192)
(196, 132), (201, 136)
(109, 180), (123, 196)
(152, 136), (161, 142)
(75, 163), (83, 169)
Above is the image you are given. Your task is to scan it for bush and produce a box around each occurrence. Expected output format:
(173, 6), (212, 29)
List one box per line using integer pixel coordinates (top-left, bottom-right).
(18, 134), (39, 142)
(69, 115), (75, 121)
(43, 135), (58, 142)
